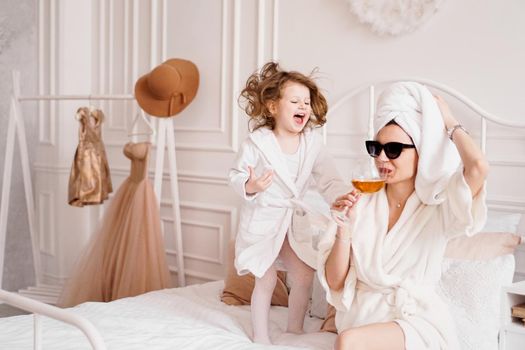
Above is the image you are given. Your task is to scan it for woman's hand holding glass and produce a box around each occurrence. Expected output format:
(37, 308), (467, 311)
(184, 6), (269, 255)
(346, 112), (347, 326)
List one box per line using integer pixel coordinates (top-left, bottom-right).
(331, 190), (361, 232)
(331, 158), (386, 227)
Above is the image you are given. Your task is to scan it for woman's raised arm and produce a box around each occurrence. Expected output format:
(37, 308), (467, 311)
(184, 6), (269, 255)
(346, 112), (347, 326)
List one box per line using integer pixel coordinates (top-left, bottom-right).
(435, 96), (489, 198)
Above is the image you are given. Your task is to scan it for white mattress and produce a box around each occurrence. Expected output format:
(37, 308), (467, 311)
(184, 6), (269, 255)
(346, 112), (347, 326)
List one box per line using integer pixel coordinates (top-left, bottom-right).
(0, 281), (336, 349)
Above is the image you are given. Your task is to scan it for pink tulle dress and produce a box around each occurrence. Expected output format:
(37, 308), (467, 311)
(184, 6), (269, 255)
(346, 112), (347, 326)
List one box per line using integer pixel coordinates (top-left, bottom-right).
(59, 142), (171, 307)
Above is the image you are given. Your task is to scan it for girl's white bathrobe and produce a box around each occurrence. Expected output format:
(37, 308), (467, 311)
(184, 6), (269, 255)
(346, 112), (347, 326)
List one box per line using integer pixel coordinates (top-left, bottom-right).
(229, 127), (346, 278)
(318, 171), (487, 349)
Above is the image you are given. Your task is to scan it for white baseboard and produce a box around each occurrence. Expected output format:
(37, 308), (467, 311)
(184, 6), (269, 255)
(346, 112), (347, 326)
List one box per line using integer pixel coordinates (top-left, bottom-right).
(17, 283), (62, 305)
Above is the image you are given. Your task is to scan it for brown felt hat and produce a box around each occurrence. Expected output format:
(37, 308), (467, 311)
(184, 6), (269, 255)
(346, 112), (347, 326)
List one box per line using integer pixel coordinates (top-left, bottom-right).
(135, 58), (199, 118)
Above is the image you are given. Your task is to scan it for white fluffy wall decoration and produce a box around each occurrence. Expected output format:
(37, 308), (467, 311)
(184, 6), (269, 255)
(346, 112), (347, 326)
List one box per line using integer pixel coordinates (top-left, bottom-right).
(344, 0), (444, 36)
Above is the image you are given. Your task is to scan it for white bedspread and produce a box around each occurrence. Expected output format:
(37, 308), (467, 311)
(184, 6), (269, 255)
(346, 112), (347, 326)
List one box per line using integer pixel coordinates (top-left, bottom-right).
(0, 281), (336, 349)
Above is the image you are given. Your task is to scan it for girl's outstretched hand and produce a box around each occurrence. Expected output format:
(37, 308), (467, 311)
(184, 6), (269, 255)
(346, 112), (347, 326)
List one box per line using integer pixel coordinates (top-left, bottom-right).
(245, 166), (273, 195)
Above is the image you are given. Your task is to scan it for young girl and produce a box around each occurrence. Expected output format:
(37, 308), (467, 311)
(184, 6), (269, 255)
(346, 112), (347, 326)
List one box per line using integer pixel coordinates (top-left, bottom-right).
(229, 62), (347, 344)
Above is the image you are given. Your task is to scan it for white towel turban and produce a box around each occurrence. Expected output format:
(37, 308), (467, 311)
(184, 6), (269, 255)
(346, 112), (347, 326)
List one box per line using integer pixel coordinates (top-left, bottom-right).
(374, 82), (461, 205)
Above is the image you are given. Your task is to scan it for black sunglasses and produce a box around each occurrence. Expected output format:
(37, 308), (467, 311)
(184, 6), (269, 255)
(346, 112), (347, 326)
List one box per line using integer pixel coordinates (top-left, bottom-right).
(365, 140), (416, 160)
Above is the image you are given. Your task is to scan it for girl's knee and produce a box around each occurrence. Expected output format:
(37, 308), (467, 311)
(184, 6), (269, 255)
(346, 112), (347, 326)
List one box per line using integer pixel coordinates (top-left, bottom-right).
(255, 272), (278, 291)
(289, 269), (314, 289)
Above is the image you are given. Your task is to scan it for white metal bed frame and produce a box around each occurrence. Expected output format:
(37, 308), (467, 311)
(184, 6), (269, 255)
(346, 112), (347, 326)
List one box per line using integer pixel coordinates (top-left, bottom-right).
(1, 78), (523, 349)
(0, 288), (106, 350)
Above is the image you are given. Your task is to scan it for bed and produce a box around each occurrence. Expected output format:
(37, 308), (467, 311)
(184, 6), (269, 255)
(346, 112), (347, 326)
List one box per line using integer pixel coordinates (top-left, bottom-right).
(1, 79), (524, 350)
(0, 281), (336, 349)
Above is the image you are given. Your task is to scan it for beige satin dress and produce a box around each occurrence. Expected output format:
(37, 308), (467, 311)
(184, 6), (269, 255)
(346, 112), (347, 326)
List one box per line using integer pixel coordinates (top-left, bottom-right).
(68, 107), (113, 207)
(58, 142), (172, 307)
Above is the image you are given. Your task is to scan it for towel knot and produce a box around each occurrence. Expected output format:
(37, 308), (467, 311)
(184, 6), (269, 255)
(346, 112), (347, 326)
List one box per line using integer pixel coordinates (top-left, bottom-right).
(387, 286), (418, 319)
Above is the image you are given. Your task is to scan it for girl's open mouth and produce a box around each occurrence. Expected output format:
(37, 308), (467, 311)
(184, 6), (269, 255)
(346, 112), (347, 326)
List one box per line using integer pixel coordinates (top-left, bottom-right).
(293, 113), (306, 125)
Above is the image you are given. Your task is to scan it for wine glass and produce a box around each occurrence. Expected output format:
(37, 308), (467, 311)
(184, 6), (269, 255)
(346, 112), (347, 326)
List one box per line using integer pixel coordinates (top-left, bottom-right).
(331, 157), (386, 226)
(351, 158), (386, 194)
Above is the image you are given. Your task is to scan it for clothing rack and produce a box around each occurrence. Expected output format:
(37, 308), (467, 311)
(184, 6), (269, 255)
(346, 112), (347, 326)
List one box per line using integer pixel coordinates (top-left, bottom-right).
(0, 70), (186, 291)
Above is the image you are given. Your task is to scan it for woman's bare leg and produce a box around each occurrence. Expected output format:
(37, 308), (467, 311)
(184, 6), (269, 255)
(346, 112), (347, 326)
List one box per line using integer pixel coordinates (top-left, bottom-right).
(335, 322), (405, 350)
(279, 236), (314, 334)
(251, 264), (278, 344)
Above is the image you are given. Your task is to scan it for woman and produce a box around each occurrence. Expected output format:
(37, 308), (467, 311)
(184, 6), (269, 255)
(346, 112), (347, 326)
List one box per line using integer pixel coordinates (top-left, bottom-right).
(318, 82), (488, 349)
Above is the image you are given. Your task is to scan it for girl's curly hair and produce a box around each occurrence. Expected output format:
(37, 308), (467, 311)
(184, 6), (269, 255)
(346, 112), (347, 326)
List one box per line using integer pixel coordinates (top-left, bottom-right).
(238, 62), (328, 131)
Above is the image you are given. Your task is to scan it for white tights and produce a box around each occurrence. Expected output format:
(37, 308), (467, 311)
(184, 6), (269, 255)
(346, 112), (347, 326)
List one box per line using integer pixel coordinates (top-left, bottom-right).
(251, 236), (314, 344)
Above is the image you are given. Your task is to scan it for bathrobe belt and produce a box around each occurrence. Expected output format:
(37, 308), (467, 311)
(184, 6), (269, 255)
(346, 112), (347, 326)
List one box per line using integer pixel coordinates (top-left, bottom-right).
(355, 280), (433, 320)
(259, 196), (311, 211)
(260, 197), (296, 208)
(260, 197), (332, 224)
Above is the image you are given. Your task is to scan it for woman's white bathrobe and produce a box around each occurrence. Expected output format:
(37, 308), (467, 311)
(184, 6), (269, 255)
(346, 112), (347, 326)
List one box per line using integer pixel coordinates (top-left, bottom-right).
(318, 171), (487, 349)
(229, 127), (346, 278)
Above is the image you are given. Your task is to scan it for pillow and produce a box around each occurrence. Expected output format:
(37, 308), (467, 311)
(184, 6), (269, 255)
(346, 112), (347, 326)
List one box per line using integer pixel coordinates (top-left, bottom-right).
(517, 214), (525, 234)
(481, 210), (522, 233)
(221, 240), (289, 307)
(320, 305), (337, 333)
(438, 254), (515, 350)
(309, 274), (328, 319)
(445, 232), (521, 260)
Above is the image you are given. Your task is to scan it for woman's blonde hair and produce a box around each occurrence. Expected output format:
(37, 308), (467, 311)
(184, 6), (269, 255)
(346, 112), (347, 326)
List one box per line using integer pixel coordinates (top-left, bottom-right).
(239, 62), (328, 131)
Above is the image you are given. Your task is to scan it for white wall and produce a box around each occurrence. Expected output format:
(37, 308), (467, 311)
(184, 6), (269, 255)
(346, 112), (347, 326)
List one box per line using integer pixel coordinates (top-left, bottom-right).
(0, 0), (37, 291)
(276, 0), (525, 123)
(29, 0), (525, 288)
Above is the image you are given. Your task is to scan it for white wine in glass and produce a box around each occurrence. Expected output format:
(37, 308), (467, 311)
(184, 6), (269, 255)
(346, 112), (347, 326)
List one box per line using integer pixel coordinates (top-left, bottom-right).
(351, 178), (385, 194)
(351, 158), (386, 194)
(331, 158), (386, 226)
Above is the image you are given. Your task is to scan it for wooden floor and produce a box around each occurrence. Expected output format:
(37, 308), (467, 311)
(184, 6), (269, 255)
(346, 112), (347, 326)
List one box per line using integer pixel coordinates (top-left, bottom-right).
(0, 304), (30, 317)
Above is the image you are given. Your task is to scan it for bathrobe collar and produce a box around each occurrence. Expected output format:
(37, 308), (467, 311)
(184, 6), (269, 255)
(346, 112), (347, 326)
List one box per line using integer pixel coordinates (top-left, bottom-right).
(249, 127), (323, 198)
